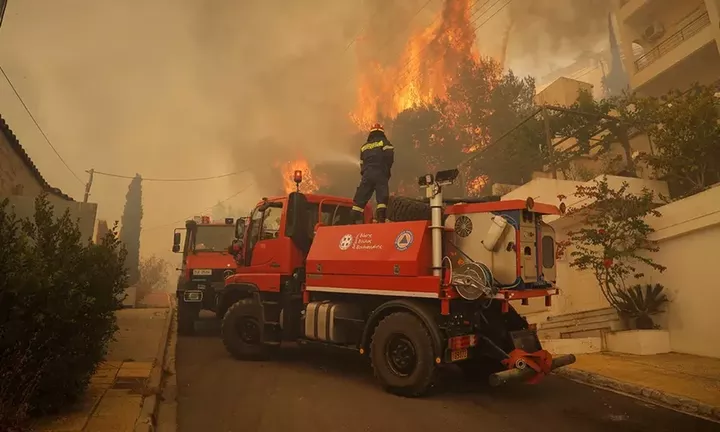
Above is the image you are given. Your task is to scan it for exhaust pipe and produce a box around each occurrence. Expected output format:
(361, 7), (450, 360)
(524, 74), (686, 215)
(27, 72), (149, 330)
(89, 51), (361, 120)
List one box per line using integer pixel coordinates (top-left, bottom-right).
(488, 354), (577, 387)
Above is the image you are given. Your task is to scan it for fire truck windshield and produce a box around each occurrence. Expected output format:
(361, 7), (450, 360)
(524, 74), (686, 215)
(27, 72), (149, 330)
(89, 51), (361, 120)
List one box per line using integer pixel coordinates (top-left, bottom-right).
(193, 225), (235, 252)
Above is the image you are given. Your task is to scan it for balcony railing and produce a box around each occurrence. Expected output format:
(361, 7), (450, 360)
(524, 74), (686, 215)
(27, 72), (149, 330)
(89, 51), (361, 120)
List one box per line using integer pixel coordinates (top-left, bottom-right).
(634, 11), (711, 72)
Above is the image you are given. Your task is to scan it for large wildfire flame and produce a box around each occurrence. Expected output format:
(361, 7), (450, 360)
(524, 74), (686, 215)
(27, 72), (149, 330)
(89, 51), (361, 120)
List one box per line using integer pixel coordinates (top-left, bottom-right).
(351, 0), (479, 129)
(281, 0), (492, 195)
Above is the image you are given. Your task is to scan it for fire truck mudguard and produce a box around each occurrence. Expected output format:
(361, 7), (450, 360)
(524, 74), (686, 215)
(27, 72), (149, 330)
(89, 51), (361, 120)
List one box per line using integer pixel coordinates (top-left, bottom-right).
(360, 299), (444, 361)
(218, 282), (261, 318)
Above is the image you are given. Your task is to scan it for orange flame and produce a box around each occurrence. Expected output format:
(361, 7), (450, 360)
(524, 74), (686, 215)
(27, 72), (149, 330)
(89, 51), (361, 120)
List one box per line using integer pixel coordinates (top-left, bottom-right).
(467, 174), (488, 194)
(278, 158), (319, 194)
(351, 0), (479, 129)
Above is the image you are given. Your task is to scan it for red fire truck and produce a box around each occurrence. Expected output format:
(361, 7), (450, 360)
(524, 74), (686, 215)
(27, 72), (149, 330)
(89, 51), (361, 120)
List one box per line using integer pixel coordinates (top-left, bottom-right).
(172, 216), (238, 334)
(217, 169), (575, 396)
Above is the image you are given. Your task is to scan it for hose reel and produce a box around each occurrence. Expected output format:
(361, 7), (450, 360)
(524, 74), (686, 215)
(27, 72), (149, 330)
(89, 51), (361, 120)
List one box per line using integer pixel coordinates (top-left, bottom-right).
(450, 261), (497, 301)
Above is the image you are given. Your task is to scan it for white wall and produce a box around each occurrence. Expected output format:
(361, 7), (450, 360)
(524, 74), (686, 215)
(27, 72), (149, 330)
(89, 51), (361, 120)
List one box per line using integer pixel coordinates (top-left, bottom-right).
(4, 195), (98, 243)
(526, 179), (720, 358)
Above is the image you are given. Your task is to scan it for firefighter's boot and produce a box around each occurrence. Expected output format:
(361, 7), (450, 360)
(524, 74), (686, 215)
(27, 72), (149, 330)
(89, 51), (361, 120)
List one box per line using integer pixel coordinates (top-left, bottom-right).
(352, 208), (364, 224)
(376, 207), (387, 223)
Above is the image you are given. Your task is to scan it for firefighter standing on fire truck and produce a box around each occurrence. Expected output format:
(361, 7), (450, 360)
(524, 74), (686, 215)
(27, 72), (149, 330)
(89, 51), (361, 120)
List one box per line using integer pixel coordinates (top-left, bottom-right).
(351, 123), (394, 224)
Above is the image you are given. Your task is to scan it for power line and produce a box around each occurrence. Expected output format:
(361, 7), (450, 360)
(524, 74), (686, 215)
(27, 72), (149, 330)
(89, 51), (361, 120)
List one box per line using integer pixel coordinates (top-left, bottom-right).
(143, 183), (255, 232)
(0, 64), (85, 186)
(93, 169), (247, 182)
(342, 0), (393, 53)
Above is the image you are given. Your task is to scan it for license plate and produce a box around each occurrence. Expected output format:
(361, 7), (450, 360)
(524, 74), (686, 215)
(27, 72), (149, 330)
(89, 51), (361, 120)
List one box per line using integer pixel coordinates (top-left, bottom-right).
(193, 269), (212, 276)
(184, 291), (203, 302)
(450, 349), (468, 362)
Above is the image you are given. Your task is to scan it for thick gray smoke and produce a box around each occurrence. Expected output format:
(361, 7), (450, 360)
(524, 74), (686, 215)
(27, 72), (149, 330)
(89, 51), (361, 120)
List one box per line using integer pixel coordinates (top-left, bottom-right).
(501, 0), (613, 76)
(189, 0), (436, 196)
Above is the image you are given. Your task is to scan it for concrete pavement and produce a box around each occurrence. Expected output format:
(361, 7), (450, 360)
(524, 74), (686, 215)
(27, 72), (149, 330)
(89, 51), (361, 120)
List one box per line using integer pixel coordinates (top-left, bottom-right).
(34, 292), (172, 432)
(557, 352), (720, 421)
(175, 314), (720, 432)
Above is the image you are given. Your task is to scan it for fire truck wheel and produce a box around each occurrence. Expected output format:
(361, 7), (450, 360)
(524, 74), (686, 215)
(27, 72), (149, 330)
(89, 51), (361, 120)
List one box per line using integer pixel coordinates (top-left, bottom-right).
(370, 312), (436, 397)
(221, 299), (268, 360)
(177, 302), (198, 335)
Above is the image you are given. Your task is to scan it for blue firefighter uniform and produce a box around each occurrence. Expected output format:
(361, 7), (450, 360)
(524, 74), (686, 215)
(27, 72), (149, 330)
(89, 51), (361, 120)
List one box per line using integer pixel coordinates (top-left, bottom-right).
(352, 123), (394, 223)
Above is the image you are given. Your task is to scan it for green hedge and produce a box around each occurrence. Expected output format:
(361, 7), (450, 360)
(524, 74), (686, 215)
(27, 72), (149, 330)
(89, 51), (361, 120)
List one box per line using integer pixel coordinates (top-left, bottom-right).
(0, 194), (128, 429)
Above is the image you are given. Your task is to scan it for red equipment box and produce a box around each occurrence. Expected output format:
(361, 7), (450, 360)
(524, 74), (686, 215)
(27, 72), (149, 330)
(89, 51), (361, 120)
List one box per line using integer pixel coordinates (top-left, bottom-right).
(306, 221), (441, 298)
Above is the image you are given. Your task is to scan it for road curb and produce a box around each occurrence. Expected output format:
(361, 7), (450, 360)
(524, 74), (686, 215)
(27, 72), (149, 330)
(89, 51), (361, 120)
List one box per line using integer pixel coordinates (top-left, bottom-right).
(134, 296), (175, 432)
(555, 367), (720, 423)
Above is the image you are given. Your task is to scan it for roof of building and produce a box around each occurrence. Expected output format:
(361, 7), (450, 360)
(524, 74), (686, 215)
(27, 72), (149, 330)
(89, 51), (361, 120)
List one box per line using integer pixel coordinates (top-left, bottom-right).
(0, 114), (74, 201)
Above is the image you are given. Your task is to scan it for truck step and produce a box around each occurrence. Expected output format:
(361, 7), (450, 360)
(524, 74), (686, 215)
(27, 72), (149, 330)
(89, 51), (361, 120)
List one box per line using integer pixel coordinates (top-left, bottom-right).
(264, 341), (281, 346)
(262, 301), (280, 305)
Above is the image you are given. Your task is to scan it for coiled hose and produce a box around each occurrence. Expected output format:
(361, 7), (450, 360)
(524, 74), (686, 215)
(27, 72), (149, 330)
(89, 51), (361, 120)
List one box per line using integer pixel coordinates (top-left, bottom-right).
(448, 260), (498, 301)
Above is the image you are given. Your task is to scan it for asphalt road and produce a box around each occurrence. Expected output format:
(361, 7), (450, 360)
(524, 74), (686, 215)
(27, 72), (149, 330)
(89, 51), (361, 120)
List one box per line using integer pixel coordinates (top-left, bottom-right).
(176, 315), (720, 432)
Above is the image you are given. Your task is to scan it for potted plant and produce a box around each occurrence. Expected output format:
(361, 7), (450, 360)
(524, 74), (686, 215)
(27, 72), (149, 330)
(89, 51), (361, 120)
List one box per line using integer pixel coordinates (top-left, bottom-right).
(615, 283), (669, 329)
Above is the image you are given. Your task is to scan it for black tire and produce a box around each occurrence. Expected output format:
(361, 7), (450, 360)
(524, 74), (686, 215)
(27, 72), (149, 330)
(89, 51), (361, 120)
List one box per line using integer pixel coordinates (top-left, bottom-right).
(387, 196), (432, 222)
(177, 302), (198, 335)
(370, 312), (437, 397)
(221, 299), (269, 360)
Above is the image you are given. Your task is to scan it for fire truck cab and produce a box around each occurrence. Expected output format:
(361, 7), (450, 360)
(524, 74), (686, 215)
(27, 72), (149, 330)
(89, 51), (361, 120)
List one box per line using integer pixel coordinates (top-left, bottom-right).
(172, 215), (237, 334)
(220, 170), (576, 397)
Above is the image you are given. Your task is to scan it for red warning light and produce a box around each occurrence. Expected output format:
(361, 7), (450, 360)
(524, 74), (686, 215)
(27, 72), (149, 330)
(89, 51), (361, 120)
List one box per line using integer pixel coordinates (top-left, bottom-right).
(293, 170), (303, 183)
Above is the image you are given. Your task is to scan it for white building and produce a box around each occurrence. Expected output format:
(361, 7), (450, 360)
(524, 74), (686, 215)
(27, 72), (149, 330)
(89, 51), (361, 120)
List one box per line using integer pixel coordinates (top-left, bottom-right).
(614, 0), (720, 96)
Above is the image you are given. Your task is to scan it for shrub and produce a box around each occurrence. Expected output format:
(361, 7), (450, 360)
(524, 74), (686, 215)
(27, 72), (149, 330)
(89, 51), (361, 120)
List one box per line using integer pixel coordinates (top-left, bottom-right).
(0, 194), (128, 429)
(137, 255), (171, 300)
(565, 176), (666, 322)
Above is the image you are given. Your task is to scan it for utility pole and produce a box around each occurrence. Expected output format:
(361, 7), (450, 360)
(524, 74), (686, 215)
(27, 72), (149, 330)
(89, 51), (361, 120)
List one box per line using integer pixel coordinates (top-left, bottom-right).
(83, 169), (94, 203)
(542, 106), (558, 179)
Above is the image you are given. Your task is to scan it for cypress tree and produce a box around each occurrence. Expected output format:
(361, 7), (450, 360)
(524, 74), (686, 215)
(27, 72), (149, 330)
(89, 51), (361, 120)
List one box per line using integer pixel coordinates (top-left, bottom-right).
(119, 174), (143, 285)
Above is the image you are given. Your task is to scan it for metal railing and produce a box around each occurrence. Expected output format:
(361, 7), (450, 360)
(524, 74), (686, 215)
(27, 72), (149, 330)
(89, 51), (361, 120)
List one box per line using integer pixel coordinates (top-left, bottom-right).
(634, 11), (711, 72)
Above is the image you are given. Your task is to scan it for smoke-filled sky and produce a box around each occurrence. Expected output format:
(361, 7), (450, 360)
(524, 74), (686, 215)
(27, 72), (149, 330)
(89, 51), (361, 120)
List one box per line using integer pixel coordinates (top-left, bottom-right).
(0, 0), (612, 260)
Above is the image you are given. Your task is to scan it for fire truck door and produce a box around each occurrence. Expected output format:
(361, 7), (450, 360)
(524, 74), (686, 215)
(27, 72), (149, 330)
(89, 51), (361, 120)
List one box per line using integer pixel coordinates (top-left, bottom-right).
(245, 203), (283, 268)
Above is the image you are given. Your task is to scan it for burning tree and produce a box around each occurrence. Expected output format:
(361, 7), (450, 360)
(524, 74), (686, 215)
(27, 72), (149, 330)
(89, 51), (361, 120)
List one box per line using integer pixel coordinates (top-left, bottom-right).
(348, 0), (546, 196)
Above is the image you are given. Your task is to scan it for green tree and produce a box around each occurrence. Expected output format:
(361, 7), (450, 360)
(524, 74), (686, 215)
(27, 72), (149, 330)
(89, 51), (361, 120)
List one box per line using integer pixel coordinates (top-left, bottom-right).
(548, 89), (637, 178)
(633, 83), (720, 198)
(0, 195), (127, 428)
(119, 174), (143, 285)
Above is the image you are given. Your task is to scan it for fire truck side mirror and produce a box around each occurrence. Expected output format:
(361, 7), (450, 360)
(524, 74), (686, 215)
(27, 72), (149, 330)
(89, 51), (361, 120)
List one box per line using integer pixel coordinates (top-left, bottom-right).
(172, 231), (181, 253)
(228, 239), (243, 255)
(286, 192), (309, 241)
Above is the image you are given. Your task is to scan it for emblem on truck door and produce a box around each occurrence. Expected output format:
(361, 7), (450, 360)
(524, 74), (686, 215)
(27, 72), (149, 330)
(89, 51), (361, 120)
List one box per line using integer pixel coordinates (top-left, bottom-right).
(339, 234), (354, 251)
(395, 230), (414, 251)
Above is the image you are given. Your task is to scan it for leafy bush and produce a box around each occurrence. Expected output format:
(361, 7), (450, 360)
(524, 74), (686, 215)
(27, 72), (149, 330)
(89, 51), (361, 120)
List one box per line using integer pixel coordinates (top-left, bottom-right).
(137, 255), (171, 300)
(615, 283), (669, 329)
(0, 194), (128, 429)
